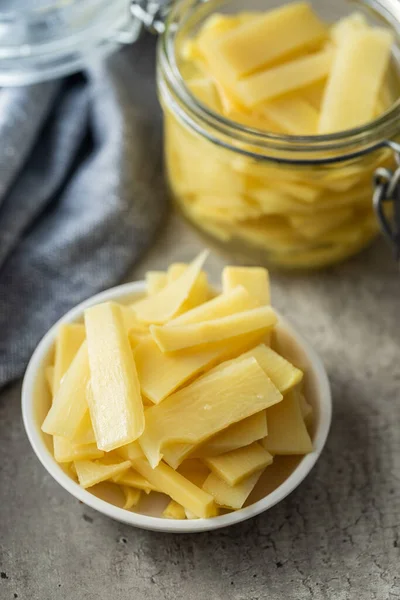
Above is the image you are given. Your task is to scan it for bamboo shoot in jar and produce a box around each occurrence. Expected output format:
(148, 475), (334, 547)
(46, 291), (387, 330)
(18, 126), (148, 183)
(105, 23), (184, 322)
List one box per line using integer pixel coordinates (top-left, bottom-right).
(159, 0), (400, 269)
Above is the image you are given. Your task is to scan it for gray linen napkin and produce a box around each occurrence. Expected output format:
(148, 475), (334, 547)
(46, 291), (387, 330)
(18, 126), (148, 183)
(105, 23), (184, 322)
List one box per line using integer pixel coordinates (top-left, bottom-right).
(0, 42), (168, 387)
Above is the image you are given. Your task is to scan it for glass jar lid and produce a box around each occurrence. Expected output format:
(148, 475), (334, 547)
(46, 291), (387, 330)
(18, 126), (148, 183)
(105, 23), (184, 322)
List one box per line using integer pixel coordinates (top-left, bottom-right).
(0, 0), (142, 85)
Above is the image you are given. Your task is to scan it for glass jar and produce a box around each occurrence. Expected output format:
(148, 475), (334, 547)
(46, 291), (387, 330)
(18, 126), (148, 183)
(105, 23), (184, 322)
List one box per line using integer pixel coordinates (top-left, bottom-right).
(157, 0), (400, 269)
(0, 0), (142, 85)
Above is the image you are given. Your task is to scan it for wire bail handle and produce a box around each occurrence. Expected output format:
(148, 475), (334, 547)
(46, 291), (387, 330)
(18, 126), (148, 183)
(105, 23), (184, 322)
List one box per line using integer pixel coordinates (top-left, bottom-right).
(130, 0), (173, 34)
(373, 141), (400, 260)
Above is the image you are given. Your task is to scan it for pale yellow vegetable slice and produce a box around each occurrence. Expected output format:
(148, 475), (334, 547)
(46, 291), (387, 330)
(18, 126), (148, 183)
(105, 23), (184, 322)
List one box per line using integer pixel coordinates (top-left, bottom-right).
(140, 356), (282, 468)
(318, 28), (393, 133)
(377, 83), (395, 114)
(120, 304), (149, 336)
(192, 195), (263, 223)
(191, 411), (268, 457)
(204, 442), (273, 486)
(203, 469), (263, 509)
(301, 80), (326, 109)
(134, 335), (242, 404)
(53, 323), (85, 395)
(235, 49), (333, 108)
(290, 207), (353, 239)
(214, 2), (327, 77)
(132, 457), (218, 518)
(85, 302), (144, 452)
(151, 306), (277, 353)
(132, 250), (208, 324)
(249, 188), (314, 215)
(167, 263), (187, 282)
(184, 509), (200, 519)
(261, 97), (319, 135)
(177, 459), (210, 488)
(263, 390), (313, 455)
(53, 438), (104, 464)
(184, 208), (233, 242)
(331, 12), (368, 45)
(72, 411), (96, 445)
(42, 341), (89, 439)
(270, 180), (321, 204)
(222, 266), (270, 305)
(122, 486), (142, 510)
(299, 393), (313, 429)
(114, 441), (144, 462)
(163, 500), (187, 520)
(50, 329), (90, 457)
(170, 284), (258, 325)
(45, 366), (54, 396)
(187, 77), (221, 111)
(232, 219), (306, 252)
(194, 15), (245, 102)
(167, 263), (211, 310)
(74, 458), (131, 489)
(174, 150), (244, 197)
(240, 344), (303, 393)
(146, 271), (168, 295)
(113, 469), (157, 494)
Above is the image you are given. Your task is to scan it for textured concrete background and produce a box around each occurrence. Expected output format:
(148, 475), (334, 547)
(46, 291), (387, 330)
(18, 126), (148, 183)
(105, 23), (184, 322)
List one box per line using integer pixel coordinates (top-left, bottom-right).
(1, 37), (400, 600)
(1, 215), (399, 600)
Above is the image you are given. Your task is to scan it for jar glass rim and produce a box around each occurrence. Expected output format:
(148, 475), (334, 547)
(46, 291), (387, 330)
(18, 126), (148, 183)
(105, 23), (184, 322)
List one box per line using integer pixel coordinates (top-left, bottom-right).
(159, 0), (400, 164)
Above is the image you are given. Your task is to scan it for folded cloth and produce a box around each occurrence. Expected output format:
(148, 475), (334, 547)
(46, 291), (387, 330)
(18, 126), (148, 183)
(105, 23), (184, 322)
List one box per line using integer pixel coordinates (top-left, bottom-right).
(0, 42), (168, 387)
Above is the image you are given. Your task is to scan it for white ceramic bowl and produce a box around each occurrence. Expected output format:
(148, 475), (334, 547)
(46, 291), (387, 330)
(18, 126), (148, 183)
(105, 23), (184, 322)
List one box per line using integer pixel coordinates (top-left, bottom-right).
(22, 281), (331, 533)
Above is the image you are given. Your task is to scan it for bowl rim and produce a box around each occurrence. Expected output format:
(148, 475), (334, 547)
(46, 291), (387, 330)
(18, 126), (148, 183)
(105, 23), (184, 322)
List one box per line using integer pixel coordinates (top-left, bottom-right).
(22, 280), (332, 533)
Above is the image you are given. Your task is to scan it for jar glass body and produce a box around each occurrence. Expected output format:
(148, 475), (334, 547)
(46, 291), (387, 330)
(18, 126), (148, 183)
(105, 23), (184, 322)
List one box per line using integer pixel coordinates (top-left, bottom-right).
(158, 0), (400, 269)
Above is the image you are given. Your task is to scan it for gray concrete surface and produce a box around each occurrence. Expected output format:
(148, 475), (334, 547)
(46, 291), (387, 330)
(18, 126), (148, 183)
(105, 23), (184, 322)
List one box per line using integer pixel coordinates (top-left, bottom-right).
(1, 214), (399, 600)
(1, 36), (399, 600)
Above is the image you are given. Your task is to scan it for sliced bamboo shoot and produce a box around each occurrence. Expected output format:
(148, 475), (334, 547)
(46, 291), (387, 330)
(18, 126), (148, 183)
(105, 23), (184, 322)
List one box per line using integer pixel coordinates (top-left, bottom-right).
(261, 97), (319, 135)
(191, 411), (268, 457)
(132, 250), (208, 324)
(151, 306), (277, 353)
(204, 442), (273, 486)
(167, 263), (211, 310)
(85, 303), (144, 452)
(45, 366), (55, 396)
(42, 341), (90, 439)
(113, 469), (157, 494)
(203, 470), (264, 509)
(53, 323), (85, 395)
(214, 2), (327, 77)
(122, 486), (142, 510)
(241, 344), (303, 393)
(139, 356), (282, 468)
(222, 266), (270, 305)
(299, 393), (313, 429)
(170, 284), (258, 325)
(114, 441), (144, 462)
(72, 411), (96, 445)
(53, 438), (104, 464)
(177, 459), (210, 488)
(146, 271), (168, 295)
(318, 28), (393, 133)
(132, 457), (218, 518)
(187, 78), (221, 111)
(163, 500), (187, 520)
(236, 49), (333, 108)
(262, 390), (313, 454)
(74, 459), (131, 489)
(134, 333), (263, 405)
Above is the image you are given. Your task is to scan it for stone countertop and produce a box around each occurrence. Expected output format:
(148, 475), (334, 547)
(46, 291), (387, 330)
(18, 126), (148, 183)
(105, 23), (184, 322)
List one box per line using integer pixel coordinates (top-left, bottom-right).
(1, 38), (399, 600)
(1, 213), (399, 600)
